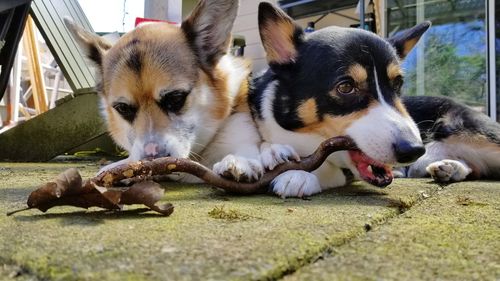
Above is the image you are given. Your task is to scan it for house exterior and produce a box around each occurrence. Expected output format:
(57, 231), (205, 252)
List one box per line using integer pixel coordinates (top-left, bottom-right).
(147, 0), (500, 122)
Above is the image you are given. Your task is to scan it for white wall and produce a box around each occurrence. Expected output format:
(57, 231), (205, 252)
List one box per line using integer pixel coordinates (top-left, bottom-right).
(232, 2), (360, 72)
(232, 0), (277, 73)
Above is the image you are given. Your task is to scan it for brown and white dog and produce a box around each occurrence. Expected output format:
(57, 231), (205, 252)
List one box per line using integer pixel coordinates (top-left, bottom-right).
(65, 0), (264, 183)
(249, 3), (500, 198)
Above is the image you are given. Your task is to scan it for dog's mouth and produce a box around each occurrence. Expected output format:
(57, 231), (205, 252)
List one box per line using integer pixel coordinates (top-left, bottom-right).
(348, 150), (393, 187)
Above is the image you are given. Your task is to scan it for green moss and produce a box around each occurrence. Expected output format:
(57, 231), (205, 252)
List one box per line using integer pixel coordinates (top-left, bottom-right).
(455, 195), (489, 207)
(207, 205), (250, 221)
(4, 163), (495, 280)
(286, 182), (500, 281)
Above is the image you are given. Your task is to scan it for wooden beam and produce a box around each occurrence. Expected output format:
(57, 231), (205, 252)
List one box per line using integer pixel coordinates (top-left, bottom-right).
(374, 0), (381, 36)
(18, 103), (32, 120)
(22, 15), (48, 114)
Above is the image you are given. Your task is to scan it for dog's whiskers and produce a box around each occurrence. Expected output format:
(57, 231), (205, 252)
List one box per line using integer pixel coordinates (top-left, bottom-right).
(189, 151), (205, 162)
(416, 119), (435, 126)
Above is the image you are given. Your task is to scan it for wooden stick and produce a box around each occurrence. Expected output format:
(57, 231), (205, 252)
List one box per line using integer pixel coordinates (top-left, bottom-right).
(92, 136), (357, 194)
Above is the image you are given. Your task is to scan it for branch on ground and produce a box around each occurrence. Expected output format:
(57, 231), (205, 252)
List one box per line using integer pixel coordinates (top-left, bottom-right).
(7, 136), (356, 216)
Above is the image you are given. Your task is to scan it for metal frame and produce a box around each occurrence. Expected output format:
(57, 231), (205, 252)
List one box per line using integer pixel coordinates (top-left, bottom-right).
(487, 0), (497, 121)
(384, 0), (497, 121)
(360, 0), (365, 29)
(0, 0), (32, 101)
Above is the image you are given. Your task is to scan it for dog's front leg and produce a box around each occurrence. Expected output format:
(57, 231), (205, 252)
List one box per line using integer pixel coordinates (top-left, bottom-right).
(208, 112), (264, 182)
(270, 161), (348, 198)
(260, 143), (349, 198)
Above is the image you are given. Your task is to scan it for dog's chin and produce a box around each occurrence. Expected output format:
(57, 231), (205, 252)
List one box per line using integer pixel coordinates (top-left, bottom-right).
(348, 150), (393, 188)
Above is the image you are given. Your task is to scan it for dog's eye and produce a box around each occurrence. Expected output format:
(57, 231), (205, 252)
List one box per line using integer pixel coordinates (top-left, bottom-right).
(337, 82), (355, 95)
(112, 102), (138, 123)
(393, 76), (404, 91)
(158, 90), (189, 113)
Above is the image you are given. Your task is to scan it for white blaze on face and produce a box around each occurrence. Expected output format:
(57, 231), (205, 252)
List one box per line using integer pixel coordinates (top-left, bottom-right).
(373, 67), (388, 106)
(345, 67), (422, 164)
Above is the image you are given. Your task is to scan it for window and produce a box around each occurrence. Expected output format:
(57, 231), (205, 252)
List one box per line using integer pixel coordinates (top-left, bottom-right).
(387, 0), (488, 113)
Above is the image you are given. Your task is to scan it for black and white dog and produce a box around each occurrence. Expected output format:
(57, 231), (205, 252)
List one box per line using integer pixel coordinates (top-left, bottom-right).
(249, 2), (500, 198)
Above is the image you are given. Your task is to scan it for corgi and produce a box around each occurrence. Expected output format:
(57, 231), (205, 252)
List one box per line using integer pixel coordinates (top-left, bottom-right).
(65, 0), (264, 183)
(249, 2), (500, 198)
(401, 95), (500, 182)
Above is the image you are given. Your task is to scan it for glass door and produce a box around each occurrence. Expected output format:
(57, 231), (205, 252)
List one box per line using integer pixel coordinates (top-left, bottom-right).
(386, 0), (488, 113)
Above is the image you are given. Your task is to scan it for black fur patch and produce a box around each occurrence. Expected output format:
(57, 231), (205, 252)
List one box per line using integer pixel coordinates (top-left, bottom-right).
(126, 48), (143, 74)
(248, 71), (274, 121)
(388, 21), (431, 58)
(403, 96), (500, 145)
(182, 23), (228, 71)
(88, 45), (102, 66)
(250, 26), (401, 131)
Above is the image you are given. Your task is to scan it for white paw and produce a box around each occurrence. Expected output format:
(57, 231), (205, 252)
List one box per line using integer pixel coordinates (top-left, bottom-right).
(213, 155), (264, 182)
(271, 170), (321, 198)
(260, 143), (300, 170)
(426, 160), (471, 183)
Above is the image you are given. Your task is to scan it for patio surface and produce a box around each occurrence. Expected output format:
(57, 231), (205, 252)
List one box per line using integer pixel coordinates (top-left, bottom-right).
(0, 162), (499, 280)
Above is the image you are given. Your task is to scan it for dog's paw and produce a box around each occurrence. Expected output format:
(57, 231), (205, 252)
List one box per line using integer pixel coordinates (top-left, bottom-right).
(213, 155), (264, 182)
(260, 143), (300, 170)
(271, 170), (321, 198)
(426, 160), (471, 183)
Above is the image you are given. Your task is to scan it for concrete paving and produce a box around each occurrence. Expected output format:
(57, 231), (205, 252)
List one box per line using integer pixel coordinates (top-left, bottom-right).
(0, 163), (498, 280)
(285, 182), (500, 281)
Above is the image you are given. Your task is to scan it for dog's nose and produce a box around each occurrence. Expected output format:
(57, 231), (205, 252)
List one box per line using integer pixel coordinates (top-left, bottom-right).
(393, 140), (425, 163)
(144, 142), (168, 159)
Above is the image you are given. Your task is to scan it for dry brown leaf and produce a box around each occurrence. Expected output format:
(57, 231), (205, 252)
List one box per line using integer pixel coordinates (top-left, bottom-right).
(7, 170), (173, 216)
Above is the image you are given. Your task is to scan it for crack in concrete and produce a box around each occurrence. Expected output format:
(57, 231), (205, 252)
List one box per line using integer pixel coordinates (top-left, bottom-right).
(271, 184), (444, 281)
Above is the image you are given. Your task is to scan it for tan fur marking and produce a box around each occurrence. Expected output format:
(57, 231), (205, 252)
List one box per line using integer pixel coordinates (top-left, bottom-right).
(135, 102), (172, 136)
(443, 134), (500, 178)
(234, 78), (250, 113)
(232, 57), (252, 113)
(348, 64), (368, 84)
(387, 62), (403, 80)
(205, 68), (231, 120)
(102, 23), (196, 98)
(295, 103), (376, 137)
(105, 106), (130, 149)
(262, 19), (298, 64)
(402, 38), (419, 57)
(394, 98), (410, 117)
(444, 134), (500, 153)
(297, 99), (319, 125)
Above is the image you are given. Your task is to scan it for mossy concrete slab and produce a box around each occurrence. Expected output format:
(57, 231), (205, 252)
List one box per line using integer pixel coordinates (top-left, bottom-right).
(285, 181), (500, 281)
(0, 163), (442, 280)
(0, 93), (106, 162)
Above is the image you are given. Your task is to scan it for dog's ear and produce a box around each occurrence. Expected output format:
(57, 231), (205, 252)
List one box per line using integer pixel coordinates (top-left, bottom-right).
(258, 2), (304, 65)
(388, 21), (431, 59)
(64, 18), (111, 68)
(181, 0), (239, 71)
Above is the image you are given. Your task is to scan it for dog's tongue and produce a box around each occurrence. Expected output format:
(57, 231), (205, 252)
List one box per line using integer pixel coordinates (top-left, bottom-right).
(349, 150), (393, 187)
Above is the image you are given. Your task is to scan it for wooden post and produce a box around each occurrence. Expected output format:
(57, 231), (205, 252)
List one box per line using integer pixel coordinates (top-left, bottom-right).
(22, 15), (48, 114)
(374, 0), (382, 36)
